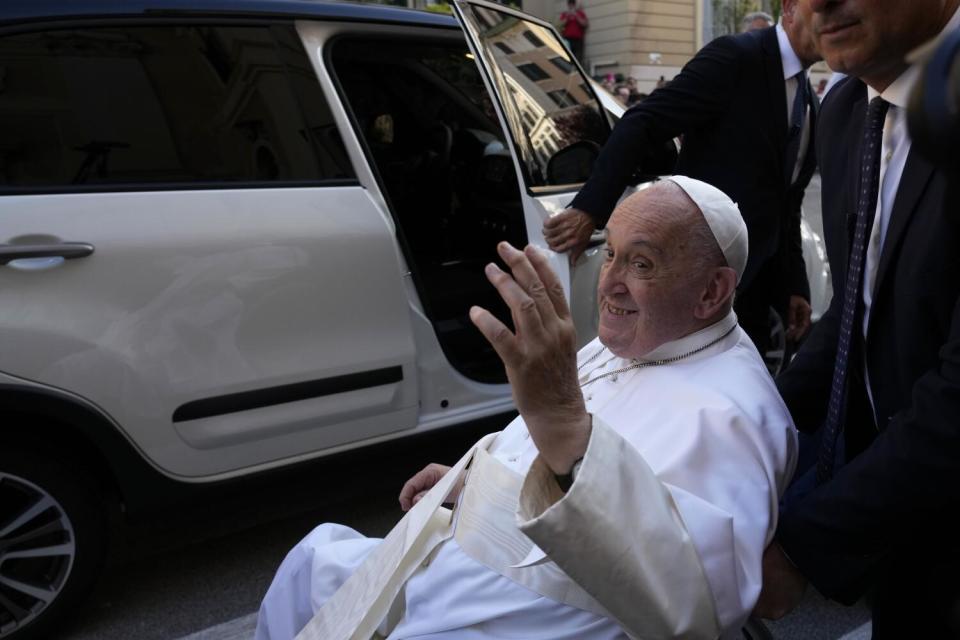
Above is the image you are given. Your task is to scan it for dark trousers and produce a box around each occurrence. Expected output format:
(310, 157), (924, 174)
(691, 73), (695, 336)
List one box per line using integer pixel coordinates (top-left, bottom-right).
(567, 37), (584, 64)
(870, 553), (960, 638)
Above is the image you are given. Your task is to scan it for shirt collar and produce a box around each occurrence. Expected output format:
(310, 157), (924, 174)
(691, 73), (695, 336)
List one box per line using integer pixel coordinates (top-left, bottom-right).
(867, 5), (960, 107)
(636, 310), (739, 364)
(776, 22), (803, 79)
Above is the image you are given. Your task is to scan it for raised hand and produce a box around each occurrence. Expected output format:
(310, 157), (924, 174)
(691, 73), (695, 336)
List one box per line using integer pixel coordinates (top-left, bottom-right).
(469, 242), (591, 475)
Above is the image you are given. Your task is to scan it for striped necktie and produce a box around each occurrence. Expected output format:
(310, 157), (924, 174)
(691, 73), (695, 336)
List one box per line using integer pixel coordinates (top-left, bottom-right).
(816, 96), (889, 484)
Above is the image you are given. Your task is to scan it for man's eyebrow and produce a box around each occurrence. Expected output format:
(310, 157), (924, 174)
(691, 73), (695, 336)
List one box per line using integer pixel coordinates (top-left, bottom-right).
(627, 239), (664, 255)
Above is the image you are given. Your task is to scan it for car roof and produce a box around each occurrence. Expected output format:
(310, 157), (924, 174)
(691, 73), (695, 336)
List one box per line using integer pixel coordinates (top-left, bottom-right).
(0, 0), (459, 29)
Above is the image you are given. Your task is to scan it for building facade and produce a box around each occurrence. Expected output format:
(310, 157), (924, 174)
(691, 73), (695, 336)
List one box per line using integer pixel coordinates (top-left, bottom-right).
(520, 0), (704, 93)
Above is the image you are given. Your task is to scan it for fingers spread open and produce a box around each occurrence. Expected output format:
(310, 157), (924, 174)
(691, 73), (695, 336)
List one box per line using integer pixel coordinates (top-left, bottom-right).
(483, 258), (546, 337)
(470, 305), (521, 366)
(525, 244), (571, 320)
(497, 242), (557, 327)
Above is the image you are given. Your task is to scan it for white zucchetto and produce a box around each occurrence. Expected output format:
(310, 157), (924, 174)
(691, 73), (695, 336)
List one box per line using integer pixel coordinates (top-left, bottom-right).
(665, 175), (749, 283)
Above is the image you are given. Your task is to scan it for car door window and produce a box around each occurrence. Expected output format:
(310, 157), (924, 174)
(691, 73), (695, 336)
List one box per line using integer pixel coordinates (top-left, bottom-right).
(331, 36), (526, 383)
(454, 6), (610, 190)
(0, 24), (353, 192)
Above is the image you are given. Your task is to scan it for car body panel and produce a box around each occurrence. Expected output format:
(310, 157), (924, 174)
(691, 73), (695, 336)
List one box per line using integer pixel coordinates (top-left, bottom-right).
(0, 187), (420, 477)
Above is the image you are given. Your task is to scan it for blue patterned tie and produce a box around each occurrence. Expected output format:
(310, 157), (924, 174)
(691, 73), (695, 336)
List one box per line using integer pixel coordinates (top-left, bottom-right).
(784, 70), (809, 185)
(816, 96), (889, 484)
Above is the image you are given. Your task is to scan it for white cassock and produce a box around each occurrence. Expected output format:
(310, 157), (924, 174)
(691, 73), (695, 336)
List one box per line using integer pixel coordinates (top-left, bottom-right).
(256, 311), (797, 640)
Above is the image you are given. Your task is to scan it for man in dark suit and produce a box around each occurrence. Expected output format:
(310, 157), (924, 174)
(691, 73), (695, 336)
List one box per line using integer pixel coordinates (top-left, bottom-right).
(756, 0), (960, 635)
(544, 0), (820, 356)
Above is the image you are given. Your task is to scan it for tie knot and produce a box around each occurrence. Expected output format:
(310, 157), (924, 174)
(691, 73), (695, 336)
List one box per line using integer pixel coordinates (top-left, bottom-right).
(866, 96), (889, 130)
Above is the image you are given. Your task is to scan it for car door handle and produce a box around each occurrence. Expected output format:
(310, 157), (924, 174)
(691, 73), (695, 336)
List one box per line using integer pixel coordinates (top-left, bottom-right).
(0, 242), (95, 266)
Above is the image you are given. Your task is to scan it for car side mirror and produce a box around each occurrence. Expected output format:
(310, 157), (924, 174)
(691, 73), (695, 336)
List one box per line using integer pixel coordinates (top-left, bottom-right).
(546, 140), (600, 185)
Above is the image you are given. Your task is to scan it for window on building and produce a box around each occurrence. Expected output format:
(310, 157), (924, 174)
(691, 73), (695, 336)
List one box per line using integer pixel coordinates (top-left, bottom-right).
(548, 89), (578, 108)
(517, 63), (549, 82)
(549, 56), (574, 73)
(0, 25), (353, 191)
(494, 42), (514, 55)
(522, 30), (544, 47)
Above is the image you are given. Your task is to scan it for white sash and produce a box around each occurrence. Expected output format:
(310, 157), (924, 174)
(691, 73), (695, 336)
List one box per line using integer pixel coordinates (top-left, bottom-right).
(453, 446), (610, 618)
(294, 430), (611, 640)
(294, 432), (497, 640)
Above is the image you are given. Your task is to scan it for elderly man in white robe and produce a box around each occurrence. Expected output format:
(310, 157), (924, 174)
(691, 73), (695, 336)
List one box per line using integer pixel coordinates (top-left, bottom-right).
(256, 176), (798, 640)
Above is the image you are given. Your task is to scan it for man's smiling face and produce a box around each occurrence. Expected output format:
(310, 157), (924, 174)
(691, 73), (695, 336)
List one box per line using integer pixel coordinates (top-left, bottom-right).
(597, 185), (713, 359)
(797, 0), (959, 90)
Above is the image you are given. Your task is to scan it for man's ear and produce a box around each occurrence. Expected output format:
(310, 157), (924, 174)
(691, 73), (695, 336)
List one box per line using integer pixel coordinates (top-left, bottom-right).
(694, 267), (737, 320)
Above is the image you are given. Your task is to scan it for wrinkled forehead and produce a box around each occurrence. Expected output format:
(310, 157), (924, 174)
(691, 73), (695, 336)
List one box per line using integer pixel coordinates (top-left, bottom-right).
(606, 185), (698, 241)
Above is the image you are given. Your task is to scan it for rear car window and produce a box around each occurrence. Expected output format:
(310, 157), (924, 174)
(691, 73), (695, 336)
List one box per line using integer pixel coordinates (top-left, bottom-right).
(0, 24), (354, 191)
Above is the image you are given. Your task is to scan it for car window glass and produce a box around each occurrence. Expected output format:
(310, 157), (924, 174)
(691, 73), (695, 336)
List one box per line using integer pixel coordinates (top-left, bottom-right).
(0, 25), (354, 191)
(331, 37), (526, 384)
(456, 6), (609, 188)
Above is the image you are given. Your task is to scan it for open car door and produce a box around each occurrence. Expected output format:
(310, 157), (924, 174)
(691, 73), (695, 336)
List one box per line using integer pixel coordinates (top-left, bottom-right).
(452, 0), (615, 345)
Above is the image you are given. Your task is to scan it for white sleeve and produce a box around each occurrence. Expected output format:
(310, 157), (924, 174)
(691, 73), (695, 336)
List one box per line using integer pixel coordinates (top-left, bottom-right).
(517, 417), (720, 640)
(517, 409), (791, 638)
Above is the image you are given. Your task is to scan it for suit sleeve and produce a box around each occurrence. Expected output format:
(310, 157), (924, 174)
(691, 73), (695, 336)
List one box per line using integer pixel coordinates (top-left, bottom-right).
(776, 280), (840, 432)
(785, 184), (811, 301)
(570, 37), (743, 227)
(777, 293), (960, 602)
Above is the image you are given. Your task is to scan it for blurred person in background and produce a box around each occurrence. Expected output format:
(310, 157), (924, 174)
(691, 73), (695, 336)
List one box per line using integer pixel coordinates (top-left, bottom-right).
(559, 0), (589, 63)
(743, 10), (776, 31)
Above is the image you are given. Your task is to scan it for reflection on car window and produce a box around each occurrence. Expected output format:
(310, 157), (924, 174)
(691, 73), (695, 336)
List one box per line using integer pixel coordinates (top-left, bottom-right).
(0, 25), (353, 190)
(460, 7), (609, 187)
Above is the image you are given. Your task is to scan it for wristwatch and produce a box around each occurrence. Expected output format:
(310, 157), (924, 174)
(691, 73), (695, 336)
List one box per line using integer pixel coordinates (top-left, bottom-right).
(554, 457), (584, 492)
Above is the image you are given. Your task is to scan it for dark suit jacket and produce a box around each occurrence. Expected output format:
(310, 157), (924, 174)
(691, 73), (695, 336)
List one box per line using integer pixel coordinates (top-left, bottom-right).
(571, 26), (815, 308)
(776, 77), (960, 618)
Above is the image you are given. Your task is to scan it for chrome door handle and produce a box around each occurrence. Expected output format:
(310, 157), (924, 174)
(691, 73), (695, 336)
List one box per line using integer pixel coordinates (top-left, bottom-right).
(0, 242), (95, 265)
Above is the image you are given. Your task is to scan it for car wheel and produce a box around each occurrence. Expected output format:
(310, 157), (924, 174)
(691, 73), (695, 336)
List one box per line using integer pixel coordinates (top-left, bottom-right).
(764, 307), (788, 376)
(0, 447), (107, 639)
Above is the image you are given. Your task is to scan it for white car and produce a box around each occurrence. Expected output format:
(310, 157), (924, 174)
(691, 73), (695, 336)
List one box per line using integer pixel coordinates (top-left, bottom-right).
(0, 0), (620, 636)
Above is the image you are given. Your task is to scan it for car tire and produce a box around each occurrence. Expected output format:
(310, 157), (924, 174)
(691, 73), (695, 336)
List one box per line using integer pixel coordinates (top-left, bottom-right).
(0, 446), (108, 639)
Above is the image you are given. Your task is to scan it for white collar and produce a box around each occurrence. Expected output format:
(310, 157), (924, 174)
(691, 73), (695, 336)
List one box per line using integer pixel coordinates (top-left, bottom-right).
(638, 310), (739, 364)
(867, 5), (960, 108)
(776, 21), (804, 79)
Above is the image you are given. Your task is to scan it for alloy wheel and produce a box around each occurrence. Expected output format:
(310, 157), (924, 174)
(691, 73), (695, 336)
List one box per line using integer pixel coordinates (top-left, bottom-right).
(0, 472), (76, 637)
